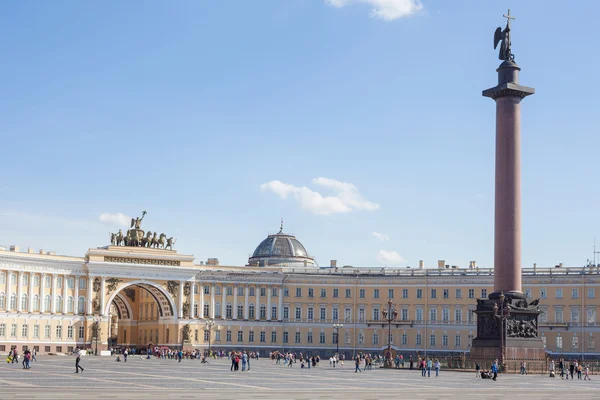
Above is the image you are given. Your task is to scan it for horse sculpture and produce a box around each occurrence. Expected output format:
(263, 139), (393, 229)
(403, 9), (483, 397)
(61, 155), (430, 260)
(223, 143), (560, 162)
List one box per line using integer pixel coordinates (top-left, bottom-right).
(141, 231), (153, 248)
(156, 233), (167, 249)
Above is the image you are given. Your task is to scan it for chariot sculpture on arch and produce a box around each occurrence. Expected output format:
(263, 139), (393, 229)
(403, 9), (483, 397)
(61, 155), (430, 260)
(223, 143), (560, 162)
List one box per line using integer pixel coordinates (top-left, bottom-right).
(109, 210), (176, 250)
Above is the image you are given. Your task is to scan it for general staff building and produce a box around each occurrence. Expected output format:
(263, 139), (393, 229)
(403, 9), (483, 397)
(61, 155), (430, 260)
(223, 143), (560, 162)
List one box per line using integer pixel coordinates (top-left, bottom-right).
(0, 227), (598, 358)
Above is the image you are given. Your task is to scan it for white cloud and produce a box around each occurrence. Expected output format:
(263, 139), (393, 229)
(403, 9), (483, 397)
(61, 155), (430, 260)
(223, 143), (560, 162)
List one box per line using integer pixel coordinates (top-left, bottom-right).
(325, 0), (423, 21)
(99, 212), (131, 227)
(261, 177), (379, 215)
(371, 231), (390, 241)
(377, 249), (405, 264)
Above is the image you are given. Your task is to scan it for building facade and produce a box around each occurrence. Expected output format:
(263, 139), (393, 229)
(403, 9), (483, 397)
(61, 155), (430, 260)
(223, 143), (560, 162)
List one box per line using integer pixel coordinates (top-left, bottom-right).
(1, 231), (599, 359)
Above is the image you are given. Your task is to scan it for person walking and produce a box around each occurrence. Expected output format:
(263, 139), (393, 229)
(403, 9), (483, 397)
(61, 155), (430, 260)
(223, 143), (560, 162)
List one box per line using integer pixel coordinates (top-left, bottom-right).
(31, 349), (37, 362)
(75, 350), (84, 373)
(491, 360), (499, 381)
(559, 359), (566, 380)
(354, 354), (362, 373)
(549, 359), (555, 378)
(584, 365), (591, 380)
(569, 361), (575, 380)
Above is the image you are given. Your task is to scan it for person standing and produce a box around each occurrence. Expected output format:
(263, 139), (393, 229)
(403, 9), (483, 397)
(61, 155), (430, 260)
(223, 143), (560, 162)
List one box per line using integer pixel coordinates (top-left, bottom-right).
(426, 358), (432, 377)
(434, 359), (440, 377)
(476, 362), (481, 378)
(549, 359), (555, 378)
(75, 350), (84, 373)
(559, 359), (565, 379)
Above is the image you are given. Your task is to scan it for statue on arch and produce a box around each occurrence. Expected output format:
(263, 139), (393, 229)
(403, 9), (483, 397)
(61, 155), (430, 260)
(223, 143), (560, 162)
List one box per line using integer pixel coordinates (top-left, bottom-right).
(130, 210), (147, 230)
(166, 237), (176, 250)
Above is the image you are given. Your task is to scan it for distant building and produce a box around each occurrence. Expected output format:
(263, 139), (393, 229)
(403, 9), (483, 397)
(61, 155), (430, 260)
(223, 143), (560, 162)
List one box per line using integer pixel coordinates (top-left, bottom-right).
(0, 227), (598, 358)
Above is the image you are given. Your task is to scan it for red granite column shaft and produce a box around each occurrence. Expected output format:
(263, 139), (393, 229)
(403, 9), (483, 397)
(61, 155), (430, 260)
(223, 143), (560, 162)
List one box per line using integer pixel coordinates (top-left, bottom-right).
(494, 96), (522, 296)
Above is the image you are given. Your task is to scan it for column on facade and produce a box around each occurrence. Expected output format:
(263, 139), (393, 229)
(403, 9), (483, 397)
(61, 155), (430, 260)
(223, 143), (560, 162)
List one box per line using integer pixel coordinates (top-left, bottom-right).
(74, 276), (79, 315)
(233, 284), (238, 320)
(221, 287), (226, 319)
(63, 274), (68, 314)
(210, 284), (216, 319)
(188, 282), (194, 318)
(255, 285), (260, 320)
(51, 274), (57, 314)
(40, 273), (47, 313)
(100, 276), (106, 316)
(199, 281), (204, 319)
(17, 272), (23, 312)
(178, 280), (184, 319)
(278, 286), (283, 321)
(3, 270), (9, 298)
(267, 285), (272, 320)
(87, 276), (93, 315)
(244, 285), (249, 320)
(28, 272), (35, 312)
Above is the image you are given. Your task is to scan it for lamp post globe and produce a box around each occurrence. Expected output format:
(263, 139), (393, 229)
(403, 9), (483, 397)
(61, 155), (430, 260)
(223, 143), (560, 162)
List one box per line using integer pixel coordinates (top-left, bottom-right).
(93, 316), (101, 356)
(204, 319), (215, 355)
(333, 323), (343, 355)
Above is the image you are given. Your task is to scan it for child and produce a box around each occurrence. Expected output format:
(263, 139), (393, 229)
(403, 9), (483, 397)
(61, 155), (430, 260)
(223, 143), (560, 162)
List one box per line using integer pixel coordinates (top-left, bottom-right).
(584, 365), (591, 380)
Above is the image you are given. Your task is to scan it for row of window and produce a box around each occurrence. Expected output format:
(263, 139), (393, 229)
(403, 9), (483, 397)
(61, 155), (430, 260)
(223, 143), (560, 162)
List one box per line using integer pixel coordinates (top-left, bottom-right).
(138, 300), (599, 325)
(527, 287), (595, 300)
(0, 273), (87, 290)
(0, 323), (85, 339)
(0, 293), (86, 313)
(197, 286), (598, 301)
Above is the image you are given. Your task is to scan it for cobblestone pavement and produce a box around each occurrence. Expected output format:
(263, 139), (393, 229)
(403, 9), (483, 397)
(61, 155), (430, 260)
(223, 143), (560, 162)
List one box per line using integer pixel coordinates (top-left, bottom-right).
(0, 356), (598, 399)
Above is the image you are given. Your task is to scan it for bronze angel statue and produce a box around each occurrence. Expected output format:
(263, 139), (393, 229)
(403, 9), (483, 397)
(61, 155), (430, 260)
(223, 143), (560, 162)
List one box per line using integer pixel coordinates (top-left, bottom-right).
(494, 10), (515, 61)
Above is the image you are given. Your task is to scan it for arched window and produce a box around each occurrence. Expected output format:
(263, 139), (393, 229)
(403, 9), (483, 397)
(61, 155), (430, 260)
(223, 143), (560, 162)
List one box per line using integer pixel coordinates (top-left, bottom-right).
(0, 293), (5, 309)
(67, 296), (74, 313)
(78, 297), (85, 314)
(9, 293), (17, 310)
(44, 295), (51, 312)
(20, 293), (28, 311)
(33, 295), (39, 312)
(55, 295), (63, 313)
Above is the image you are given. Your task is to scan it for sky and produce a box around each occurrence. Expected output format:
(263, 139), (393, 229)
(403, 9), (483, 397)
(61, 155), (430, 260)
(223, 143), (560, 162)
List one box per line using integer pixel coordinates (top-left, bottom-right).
(1, 0), (599, 269)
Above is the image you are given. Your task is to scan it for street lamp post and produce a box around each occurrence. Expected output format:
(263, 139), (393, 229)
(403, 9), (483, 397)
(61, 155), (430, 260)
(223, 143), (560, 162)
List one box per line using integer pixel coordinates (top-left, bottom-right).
(204, 319), (215, 355)
(493, 291), (511, 371)
(333, 323), (343, 355)
(382, 299), (398, 368)
(93, 316), (101, 356)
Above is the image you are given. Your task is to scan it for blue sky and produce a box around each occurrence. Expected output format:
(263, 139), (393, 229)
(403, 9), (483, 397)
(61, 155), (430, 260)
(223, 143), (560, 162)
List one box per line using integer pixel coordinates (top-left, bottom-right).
(1, 0), (598, 269)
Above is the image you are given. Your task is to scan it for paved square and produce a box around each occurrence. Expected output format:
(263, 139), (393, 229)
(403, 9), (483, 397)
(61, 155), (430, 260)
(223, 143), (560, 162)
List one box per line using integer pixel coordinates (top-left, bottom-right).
(0, 356), (598, 399)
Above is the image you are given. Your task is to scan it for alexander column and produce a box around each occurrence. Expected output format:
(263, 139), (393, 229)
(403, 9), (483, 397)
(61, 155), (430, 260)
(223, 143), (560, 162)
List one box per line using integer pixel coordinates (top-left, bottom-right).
(471, 10), (544, 367)
(483, 9), (534, 301)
